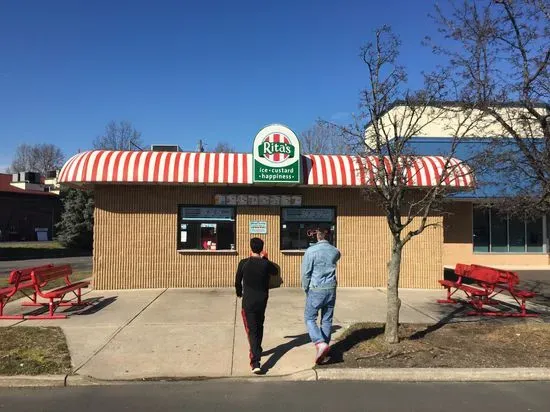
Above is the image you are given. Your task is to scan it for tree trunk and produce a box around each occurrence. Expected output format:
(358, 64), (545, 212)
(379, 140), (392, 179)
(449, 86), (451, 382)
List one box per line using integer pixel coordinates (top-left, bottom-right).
(385, 235), (403, 343)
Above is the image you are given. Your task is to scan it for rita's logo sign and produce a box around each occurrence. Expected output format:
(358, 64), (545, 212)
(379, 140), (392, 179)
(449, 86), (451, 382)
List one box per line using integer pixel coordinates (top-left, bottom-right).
(258, 133), (295, 163)
(253, 124), (301, 184)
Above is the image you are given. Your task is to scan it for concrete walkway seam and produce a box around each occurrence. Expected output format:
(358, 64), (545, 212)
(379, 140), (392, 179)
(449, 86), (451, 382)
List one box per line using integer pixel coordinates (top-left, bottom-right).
(230, 295), (238, 376)
(69, 288), (169, 377)
(375, 288), (439, 323)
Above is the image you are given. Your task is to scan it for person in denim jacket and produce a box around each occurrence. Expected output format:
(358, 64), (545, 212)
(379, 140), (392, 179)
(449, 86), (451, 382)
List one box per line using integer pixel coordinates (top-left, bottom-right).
(301, 225), (341, 364)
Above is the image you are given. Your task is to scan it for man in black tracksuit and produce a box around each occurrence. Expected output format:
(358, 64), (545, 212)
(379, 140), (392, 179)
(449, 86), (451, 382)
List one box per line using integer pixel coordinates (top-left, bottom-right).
(235, 237), (277, 374)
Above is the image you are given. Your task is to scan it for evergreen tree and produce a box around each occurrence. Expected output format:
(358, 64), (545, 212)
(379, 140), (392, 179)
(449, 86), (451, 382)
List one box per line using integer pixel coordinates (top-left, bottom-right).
(56, 189), (94, 250)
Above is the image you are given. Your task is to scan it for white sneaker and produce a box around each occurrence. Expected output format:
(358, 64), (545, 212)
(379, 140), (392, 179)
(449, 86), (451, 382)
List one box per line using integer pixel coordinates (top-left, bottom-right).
(315, 342), (330, 365)
(252, 363), (261, 374)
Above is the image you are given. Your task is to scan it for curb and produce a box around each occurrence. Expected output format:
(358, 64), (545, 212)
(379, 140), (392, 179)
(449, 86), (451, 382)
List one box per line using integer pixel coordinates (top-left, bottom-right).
(3, 368), (550, 387)
(314, 368), (550, 382)
(0, 375), (66, 387)
(65, 374), (108, 386)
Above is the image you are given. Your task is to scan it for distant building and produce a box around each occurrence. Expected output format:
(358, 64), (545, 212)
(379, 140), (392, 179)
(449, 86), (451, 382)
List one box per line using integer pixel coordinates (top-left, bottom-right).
(367, 102), (549, 268)
(0, 173), (61, 241)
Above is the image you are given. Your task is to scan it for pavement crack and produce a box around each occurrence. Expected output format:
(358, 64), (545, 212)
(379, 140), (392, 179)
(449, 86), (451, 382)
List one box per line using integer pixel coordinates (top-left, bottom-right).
(376, 288), (439, 323)
(400, 299), (439, 323)
(71, 288), (169, 376)
(230, 295), (238, 376)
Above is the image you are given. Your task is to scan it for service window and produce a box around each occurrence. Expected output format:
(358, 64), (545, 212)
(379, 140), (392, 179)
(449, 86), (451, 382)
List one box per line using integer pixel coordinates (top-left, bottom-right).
(281, 207), (336, 250)
(178, 206), (236, 250)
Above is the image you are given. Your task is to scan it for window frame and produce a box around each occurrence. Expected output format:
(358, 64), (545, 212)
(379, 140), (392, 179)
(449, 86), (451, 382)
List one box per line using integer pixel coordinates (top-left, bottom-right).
(177, 205), (237, 251)
(279, 206), (337, 251)
(471, 205), (547, 254)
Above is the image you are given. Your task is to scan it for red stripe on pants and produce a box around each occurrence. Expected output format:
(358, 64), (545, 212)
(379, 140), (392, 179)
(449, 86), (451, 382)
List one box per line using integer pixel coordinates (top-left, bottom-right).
(241, 309), (253, 366)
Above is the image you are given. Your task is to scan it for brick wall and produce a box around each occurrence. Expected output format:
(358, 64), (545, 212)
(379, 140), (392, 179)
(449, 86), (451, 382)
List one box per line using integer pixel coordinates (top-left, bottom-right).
(92, 185), (443, 289)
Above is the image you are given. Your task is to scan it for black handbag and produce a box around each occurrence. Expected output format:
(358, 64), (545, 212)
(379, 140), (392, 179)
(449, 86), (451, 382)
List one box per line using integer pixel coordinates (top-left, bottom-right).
(244, 257), (283, 289)
(269, 270), (283, 289)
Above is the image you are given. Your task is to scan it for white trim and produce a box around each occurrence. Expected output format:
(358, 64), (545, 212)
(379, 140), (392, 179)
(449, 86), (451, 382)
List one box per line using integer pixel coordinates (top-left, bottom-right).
(281, 249), (306, 254)
(177, 250), (238, 254)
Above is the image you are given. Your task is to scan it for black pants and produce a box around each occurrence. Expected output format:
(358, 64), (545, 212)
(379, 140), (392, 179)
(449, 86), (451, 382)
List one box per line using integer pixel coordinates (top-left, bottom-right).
(241, 308), (266, 366)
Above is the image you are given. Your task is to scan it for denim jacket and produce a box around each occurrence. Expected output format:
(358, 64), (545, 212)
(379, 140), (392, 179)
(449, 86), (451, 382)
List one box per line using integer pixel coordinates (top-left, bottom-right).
(301, 240), (341, 292)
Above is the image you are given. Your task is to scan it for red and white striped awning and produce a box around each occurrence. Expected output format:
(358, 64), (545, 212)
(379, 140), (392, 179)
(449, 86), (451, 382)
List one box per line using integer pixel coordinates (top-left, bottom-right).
(58, 150), (473, 188)
(304, 154), (474, 187)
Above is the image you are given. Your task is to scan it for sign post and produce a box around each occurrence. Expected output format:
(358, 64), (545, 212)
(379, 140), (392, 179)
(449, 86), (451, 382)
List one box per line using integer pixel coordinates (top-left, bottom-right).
(252, 124), (301, 184)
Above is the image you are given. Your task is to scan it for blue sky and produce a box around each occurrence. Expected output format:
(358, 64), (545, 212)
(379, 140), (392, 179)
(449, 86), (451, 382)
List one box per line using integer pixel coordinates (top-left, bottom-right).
(0, 0), (448, 170)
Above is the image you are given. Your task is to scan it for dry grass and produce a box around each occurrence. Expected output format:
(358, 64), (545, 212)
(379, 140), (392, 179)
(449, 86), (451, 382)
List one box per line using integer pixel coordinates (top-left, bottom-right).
(320, 321), (550, 368)
(0, 241), (91, 261)
(0, 327), (71, 375)
(0, 241), (66, 250)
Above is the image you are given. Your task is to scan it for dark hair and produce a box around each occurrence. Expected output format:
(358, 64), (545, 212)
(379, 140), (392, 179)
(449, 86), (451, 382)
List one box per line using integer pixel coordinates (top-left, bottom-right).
(250, 237), (264, 254)
(316, 223), (331, 232)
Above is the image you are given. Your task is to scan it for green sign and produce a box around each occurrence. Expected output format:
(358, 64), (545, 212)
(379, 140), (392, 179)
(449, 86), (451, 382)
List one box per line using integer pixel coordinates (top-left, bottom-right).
(249, 221), (268, 234)
(253, 124), (301, 184)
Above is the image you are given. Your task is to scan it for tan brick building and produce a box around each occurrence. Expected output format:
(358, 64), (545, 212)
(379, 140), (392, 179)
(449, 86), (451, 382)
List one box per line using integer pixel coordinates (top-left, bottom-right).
(58, 125), (546, 291)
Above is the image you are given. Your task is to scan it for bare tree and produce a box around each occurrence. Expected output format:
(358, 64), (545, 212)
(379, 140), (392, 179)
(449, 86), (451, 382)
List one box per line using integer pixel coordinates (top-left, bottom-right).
(213, 142), (236, 153)
(93, 121), (143, 151)
(9, 143), (64, 175)
(300, 122), (352, 155)
(332, 26), (476, 343)
(432, 0), (550, 217)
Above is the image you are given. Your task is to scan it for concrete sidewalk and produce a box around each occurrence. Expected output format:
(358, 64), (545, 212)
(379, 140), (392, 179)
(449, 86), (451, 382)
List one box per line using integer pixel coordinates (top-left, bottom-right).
(1, 287), (547, 380)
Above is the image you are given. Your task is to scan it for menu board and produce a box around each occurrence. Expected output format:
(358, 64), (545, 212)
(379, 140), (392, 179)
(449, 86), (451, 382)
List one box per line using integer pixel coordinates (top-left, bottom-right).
(259, 195), (270, 206)
(226, 195), (237, 205)
(214, 194), (303, 207)
(269, 195), (281, 206)
(282, 208), (334, 222)
(291, 195), (302, 206)
(181, 207), (234, 220)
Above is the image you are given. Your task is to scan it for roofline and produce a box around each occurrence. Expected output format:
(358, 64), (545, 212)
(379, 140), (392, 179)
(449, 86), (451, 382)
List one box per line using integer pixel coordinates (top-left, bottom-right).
(389, 99), (549, 110)
(366, 100), (549, 129)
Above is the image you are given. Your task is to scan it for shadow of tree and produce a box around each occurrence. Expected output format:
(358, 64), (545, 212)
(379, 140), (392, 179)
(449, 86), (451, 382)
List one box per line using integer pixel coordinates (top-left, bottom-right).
(322, 325), (384, 365)
(409, 305), (467, 340)
(260, 325), (341, 374)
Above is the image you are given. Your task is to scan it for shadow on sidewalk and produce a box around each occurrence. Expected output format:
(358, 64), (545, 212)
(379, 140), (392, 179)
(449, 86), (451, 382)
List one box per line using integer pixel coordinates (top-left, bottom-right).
(261, 325), (341, 374)
(69, 296), (118, 315)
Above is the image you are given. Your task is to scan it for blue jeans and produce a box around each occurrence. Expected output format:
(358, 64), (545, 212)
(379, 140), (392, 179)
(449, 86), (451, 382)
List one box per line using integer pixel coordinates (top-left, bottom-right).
(304, 289), (336, 344)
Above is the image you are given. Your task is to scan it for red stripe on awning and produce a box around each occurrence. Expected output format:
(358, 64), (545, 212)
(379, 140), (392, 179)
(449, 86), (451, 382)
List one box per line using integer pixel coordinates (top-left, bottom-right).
(58, 150), (473, 189)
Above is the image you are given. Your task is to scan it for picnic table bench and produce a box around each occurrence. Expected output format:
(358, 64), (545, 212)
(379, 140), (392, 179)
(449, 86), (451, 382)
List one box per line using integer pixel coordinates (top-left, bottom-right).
(437, 263), (537, 317)
(0, 264), (53, 320)
(0, 264), (90, 320)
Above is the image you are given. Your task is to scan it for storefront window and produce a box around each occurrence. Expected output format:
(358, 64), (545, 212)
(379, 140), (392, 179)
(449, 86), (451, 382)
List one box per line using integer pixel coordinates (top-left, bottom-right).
(472, 206), (546, 253)
(527, 218), (543, 252)
(281, 207), (336, 250)
(509, 216), (526, 253)
(473, 208), (490, 252)
(178, 207), (235, 250)
(491, 213), (508, 252)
